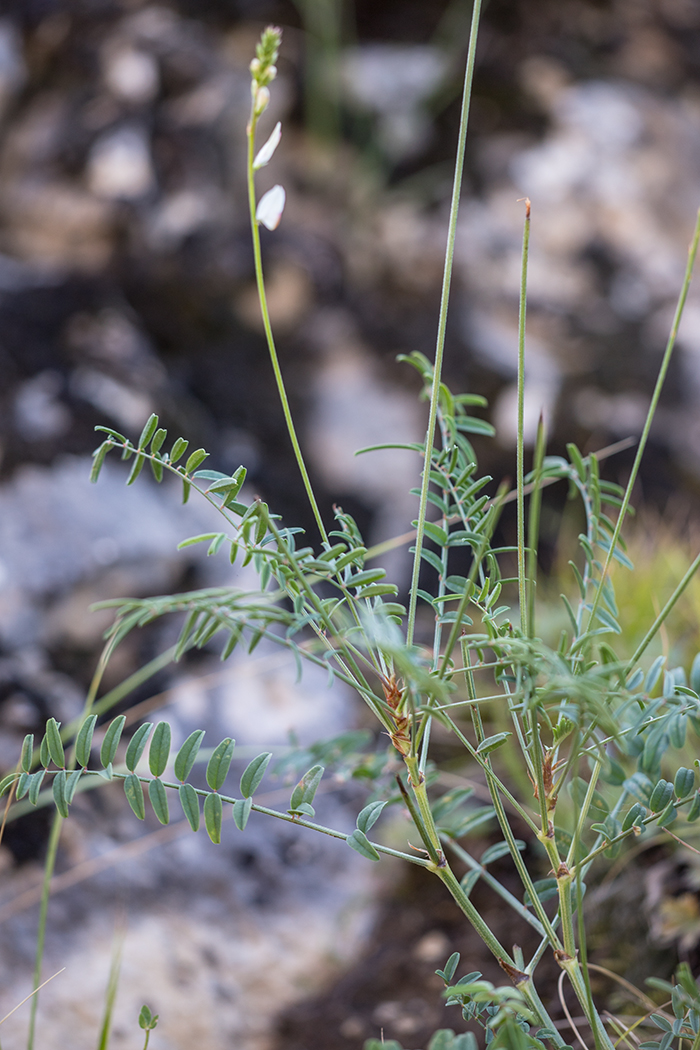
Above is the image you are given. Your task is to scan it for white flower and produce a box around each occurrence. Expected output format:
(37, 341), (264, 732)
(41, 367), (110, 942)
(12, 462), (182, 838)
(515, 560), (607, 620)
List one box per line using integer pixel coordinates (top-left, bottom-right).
(256, 184), (286, 230)
(253, 122), (282, 170)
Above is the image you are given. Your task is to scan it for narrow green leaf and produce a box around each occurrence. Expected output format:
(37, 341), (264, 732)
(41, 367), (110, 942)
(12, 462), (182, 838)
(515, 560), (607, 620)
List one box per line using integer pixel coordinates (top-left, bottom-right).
(240, 752), (272, 798)
(100, 715), (127, 768)
(150, 457), (164, 483)
(20, 734), (33, 774)
(184, 449), (208, 474)
(204, 791), (223, 843)
(334, 547), (367, 571)
(356, 583), (398, 599)
(149, 427), (167, 455)
(46, 718), (65, 769)
(170, 437), (188, 464)
(52, 769), (69, 817)
(645, 655), (666, 693)
(138, 414), (159, 449)
(148, 722), (172, 778)
(178, 783), (200, 831)
(290, 764), (324, 810)
(174, 730), (205, 783)
(476, 732), (511, 755)
(28, 769), (46, 805)
(125, 722), (153, 772)
(207, 534), (226, 556)
(13, 772), (28, 799)
(233, 796), (253, 831)
(206, 738), (235, 791)
(90, 441), (112, 483)
(75, 715), (98, 768)
(94, 425), (127, 442)
(149, 779), (170, 824)
(356, 800), (386, 834)
(65, 769), (83, 804)
(124, 773), (146, 820)
(177, 533), (219, 550)
(346, 829), (380, 861)
(348, 568), (387, 589)
(127, 452), (146, 485)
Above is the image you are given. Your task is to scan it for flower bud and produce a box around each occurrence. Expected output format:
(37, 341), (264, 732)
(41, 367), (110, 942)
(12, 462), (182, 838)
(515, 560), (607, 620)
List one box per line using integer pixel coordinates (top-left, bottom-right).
(254, 86), (270, 116)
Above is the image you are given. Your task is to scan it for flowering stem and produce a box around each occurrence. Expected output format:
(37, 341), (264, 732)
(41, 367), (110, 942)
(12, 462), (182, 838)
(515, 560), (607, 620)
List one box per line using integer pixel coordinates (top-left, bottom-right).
(246, 98), (328, 544)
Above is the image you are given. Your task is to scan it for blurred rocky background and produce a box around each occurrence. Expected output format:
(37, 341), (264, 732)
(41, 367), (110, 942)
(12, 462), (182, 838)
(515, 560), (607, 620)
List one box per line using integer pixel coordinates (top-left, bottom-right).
(1, 0), (700, 1047)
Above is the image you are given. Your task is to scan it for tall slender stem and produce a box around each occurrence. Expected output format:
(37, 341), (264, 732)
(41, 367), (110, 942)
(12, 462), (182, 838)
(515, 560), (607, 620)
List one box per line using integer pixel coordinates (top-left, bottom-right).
(406, 0), (483, 646)
(588, 206), (700, 629)
(27, 813), (62, 1050)
(516, 198), (531, 637)
(246, 110), (328, 544)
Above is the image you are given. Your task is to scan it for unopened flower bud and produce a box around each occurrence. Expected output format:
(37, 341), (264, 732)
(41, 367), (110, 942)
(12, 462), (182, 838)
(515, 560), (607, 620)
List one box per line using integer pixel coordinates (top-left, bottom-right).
(254, 86), (270, 116)
(250, 57), (261, 77)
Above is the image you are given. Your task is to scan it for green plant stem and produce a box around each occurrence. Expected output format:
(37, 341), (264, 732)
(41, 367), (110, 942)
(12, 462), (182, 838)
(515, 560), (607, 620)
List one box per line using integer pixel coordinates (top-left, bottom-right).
(527, 415), (546, 639)
(407, 0), (482, 647)
(516, 198), (531, 637)
(246, 113), (328, 544)
(625, 549), (700, 671)
(588, 206), (700, 629)
(435, 866), (566, 1045)
(445, 838), (545, 936)
(28, 635), (118, 1050)
(468, 703), (563, 949)
(27, 812), (62, 1050)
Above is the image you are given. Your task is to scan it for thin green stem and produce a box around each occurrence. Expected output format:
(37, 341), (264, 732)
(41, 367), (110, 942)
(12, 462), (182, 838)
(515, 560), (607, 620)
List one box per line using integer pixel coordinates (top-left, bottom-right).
(246, 110), (328, 544)
(588, 206), (700, 629)
(445, 838), (545, 936)
(527, 414), (545, 639)
(407, 0), (482, 646)
(626, 550), (700, 672)
(517, 198), (531, 637)
(27, 812), (62, 1050)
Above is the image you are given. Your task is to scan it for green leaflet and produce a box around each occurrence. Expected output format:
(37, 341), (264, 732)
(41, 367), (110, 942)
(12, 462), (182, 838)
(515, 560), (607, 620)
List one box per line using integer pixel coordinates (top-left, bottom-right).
(101, 716), (127, 768)
(233, 796), (253, 831)
(169, 437), (189, 463)
(206, 738), (235, 791)
(204, 792), (223, 843)
(28, 769), (46, 806)
(240, 752), (272, 798)
(75, 715), (98, 769)
(346, 829), (380, 862)
(20, 734), (33, 773)
(148, 779), (170, 825)
(45, 718), (65, 769)
(65, 769), (83, 805)
(174, 730), (205, 783)
(11, 772), (27, 799)
(125, 723), (153, 772)
(289, 764), (324, 812)
(52, 770), (69, 817)
(138, 413), (159, 449)
(124, 774), (146, 820)
(179, 783), (200, 831)
(356, 800), (386, 834)
(148, 722), (172, 778)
